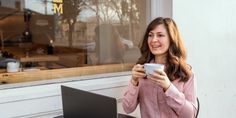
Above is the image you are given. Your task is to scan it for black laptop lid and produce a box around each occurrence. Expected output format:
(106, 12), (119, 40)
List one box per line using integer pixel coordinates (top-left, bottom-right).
(61, 85), (117, 118)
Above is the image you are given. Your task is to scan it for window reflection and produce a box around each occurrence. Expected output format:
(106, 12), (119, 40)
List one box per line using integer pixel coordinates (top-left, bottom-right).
(0, 0), (147, 73)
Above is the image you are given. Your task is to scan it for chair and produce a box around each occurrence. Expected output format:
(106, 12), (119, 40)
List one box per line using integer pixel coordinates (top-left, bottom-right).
(195, 97), (200, 118)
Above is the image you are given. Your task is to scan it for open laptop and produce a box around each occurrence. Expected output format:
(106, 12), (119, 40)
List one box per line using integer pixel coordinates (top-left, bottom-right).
(55, 85), (135, 118)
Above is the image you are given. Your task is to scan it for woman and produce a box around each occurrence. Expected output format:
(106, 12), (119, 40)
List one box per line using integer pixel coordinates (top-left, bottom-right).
(122, 17), (198, 118)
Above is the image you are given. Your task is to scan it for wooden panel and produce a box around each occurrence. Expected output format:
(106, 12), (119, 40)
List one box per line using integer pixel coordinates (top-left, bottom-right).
(0, 63), (134, 84)
(20, 55), (59, 62)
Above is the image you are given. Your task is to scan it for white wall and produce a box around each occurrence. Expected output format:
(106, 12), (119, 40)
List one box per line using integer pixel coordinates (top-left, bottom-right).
(0, 72), (140, 118)
(173, 1), (236, 118)
(150, 0), (172, 21)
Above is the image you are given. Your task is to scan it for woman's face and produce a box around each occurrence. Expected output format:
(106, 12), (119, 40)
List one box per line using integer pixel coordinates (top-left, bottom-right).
(148, 24), (170, 57)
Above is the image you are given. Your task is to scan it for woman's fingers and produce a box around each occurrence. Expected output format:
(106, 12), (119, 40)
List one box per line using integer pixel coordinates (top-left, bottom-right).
(153, 69), (166, 76)
(134, 72), (146, 77)
(148, 69), (167, 83)
(149, 76), (161, 83)
(132, 64), (145, 75)
(133, 64), (145, 73)
(147, 69), (171, 90)
(149, 73), (165, 80)
(132, 64), (146, 82)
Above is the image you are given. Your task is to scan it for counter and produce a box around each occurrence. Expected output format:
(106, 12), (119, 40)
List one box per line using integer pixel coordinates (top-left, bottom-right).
(0, 63), (133, 84)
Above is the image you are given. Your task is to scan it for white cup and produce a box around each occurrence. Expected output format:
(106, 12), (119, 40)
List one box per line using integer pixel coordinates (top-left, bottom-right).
(144, 63), (164, 75)
(7, 62), (20, 73)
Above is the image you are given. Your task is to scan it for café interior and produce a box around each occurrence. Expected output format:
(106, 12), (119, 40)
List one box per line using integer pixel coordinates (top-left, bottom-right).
(0, 0), (148, 84)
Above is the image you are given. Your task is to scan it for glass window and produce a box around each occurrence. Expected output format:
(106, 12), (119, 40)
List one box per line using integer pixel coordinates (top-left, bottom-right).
(0, 0), (150, 84)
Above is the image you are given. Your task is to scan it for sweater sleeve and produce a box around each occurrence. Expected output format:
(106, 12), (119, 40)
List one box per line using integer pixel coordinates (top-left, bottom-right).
(164, 73), (198, 118)
(122, 80), (140, 114)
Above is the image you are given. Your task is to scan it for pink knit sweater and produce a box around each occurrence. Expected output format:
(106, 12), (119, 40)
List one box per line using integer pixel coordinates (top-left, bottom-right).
(122, 73), (198, 118)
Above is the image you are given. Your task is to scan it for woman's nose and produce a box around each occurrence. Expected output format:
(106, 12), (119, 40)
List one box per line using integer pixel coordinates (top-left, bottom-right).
(151, 35), (159, 42)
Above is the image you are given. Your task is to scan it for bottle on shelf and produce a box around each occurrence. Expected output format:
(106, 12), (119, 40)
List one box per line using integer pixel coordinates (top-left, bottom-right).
(47, 40), (54, 55)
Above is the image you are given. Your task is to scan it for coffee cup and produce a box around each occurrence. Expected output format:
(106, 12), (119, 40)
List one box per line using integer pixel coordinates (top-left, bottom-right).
(144, 63), (164, 75)
(7, 62), (20, 73)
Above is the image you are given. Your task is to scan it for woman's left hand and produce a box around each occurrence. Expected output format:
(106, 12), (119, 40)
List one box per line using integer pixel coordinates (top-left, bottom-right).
(148, 69), (171, 91)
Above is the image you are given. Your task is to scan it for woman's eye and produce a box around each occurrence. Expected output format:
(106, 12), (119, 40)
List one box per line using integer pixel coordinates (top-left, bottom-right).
(148, 34), (154, 37)
(158, 34), (164, 37)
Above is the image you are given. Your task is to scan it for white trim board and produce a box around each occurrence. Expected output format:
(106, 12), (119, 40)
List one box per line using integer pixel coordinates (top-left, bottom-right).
(0, 73), (134, 118)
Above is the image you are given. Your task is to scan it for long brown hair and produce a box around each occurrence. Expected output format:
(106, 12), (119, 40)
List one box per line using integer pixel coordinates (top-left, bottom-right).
(137, 17), (192, 82)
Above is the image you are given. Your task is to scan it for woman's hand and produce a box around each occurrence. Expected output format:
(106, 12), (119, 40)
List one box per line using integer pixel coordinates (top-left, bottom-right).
(148, 69), (171, 91)
(131, 64), (146, 86)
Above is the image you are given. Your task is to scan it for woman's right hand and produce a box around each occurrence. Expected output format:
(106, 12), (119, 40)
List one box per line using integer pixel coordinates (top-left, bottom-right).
(131, 64), (146, 86)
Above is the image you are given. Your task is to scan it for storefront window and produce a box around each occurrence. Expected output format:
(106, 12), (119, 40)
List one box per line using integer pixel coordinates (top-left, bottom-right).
(0, 0), (149, 84)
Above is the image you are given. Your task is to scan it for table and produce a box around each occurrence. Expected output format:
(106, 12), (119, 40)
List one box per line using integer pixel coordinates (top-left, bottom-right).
(3, 47), (60, 68)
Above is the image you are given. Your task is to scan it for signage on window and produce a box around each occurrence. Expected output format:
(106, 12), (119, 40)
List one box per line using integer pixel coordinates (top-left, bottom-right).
(53, 0), (63, 14)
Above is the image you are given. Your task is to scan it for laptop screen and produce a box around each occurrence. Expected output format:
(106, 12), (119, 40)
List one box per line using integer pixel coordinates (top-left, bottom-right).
(61, 85), (117, 118)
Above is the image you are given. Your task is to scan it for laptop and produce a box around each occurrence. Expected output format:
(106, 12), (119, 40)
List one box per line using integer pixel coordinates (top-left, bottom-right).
(55, 85), (135, 118)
